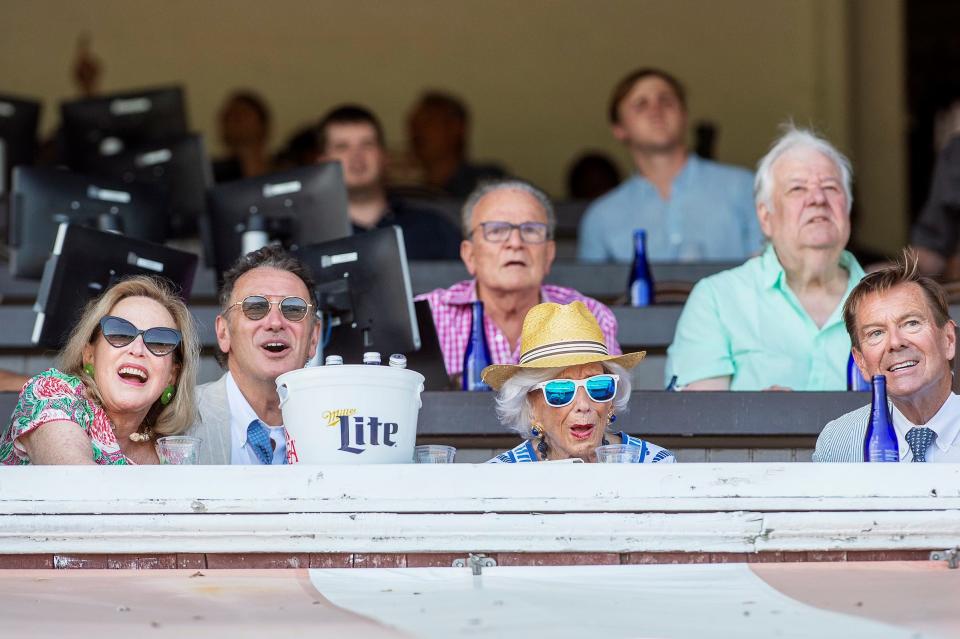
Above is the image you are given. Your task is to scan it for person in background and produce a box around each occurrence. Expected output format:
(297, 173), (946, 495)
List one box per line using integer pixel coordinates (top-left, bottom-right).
(483, 301), (673, 463)
(910, 135), (960, 277)
(213, 90), (273, 183)
(273, 124), (321, 170)
(566, 151), (622, 202)
(578, 67), (760, 263)
(407, 90), (506, 198)
(188, 245), (320, 464)
(666, 126), (865, 390)
(417, 179), (620, 381)
(1, 276), (200, 465)
(815, 251), (960, 462)
(317, 104), (461, 260)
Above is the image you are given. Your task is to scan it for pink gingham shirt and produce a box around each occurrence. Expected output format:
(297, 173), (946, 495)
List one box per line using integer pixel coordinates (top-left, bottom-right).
(416, 279), (621, 376)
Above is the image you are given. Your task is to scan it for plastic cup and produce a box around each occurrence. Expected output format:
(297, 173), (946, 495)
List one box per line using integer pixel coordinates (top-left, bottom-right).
(594, 444), (641, 463)
(414, 445), (457, 463)
(155, 436), (202, 465)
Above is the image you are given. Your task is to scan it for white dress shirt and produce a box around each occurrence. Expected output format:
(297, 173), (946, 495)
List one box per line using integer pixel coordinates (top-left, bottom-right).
(225, 372), (287, 465)
(891, 392), (960, 462)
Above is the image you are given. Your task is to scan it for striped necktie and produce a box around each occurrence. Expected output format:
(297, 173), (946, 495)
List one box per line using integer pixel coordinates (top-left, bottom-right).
(246, 420), (274, 465)
(904, 427), (936, 463)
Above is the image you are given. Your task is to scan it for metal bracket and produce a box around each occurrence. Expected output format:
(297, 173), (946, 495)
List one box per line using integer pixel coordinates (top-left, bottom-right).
(929, 548), (960, 569)
(452, 553), (497, 575)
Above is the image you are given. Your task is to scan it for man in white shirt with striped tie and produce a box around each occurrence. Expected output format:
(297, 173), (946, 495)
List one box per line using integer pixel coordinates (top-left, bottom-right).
(814, 250), (960, 462)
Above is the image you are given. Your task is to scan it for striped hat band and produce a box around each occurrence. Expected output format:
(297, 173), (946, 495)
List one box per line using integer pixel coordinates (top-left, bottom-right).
(519, 339), (609, 365)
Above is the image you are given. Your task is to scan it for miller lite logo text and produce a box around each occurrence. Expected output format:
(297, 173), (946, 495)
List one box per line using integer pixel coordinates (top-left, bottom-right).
(337, 415), (399, 454)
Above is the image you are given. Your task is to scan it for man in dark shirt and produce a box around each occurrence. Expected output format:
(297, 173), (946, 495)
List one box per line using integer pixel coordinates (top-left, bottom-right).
(911, 135), (960, 276)
(407, 91), (506, 198)
(213, 90), (273, 183)
(318, 105), (461, 260)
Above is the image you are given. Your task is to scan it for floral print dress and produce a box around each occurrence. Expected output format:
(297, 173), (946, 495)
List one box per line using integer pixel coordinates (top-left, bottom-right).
(1, 369), (130, 465)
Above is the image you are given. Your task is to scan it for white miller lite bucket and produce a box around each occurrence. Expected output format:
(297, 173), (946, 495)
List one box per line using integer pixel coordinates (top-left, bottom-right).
(276, 364), (425, 464)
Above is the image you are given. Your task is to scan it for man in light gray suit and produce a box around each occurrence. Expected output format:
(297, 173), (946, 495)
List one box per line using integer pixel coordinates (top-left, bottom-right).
(189, 245), (320, 464)
(814, 251), (960, 462)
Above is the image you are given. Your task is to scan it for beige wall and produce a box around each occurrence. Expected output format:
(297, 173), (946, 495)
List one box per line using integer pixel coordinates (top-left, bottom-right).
(0, 0), (906, 252)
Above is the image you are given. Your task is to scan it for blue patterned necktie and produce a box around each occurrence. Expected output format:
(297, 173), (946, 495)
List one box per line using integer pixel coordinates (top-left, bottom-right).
(246, 420), (274, 465)
(904, 427), (936, 463)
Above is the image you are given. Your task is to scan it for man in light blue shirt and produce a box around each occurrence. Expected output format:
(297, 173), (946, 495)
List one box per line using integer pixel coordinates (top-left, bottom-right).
(666, 127), (865, 391)
(578, 68), (761, 262)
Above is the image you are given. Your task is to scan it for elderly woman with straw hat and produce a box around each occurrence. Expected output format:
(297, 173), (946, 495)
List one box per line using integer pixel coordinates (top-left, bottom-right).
(482, 301), (674, 463)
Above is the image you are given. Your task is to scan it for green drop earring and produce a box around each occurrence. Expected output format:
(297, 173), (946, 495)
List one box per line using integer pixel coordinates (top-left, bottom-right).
(83, 363), (95, 378)
(160, 385), (176, 406)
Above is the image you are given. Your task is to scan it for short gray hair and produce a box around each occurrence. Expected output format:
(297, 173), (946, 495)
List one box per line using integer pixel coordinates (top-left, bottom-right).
(754, 125), (853, 214)
(461, 179), (557, 239)
(494, 362), (632, 438)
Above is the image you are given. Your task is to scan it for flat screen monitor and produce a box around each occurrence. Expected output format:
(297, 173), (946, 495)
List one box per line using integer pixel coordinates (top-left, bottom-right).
(32, 223), (198, 349)
(83, 133), (211, 238)
(9, 166), (167, 279)
(205, 161), (351, 278)
(60, 86), (187, 172)
(295, 226), (421, 365)
(0, 93), (41, 187)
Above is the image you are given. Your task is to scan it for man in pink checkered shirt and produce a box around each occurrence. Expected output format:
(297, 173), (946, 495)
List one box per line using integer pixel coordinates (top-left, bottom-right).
(416, 180), (621, 379)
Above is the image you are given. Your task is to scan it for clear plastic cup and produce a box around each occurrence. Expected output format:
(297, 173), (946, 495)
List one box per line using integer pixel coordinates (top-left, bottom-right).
(414, 444), (457, 463)
(594, 444), (641, 463)
(155, 436), (203, 465)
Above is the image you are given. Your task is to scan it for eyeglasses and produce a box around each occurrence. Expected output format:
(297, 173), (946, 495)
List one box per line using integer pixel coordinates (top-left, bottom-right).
(473, 221), (550, 244)
(99, 316), (182, 357)
(223, 295), (313, 322)
(532, 374), (619, 408)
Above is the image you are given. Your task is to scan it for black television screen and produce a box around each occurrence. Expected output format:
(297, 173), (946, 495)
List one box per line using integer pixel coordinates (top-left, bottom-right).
(32, 223), (198, 349)
(9, 166), (167, 279)
(0, 93), (41, 187)
(61, 86), (187, 172)
(295, 226), (420, 364)
(205, 161), (351, 278)
(83, 133), (212, 238)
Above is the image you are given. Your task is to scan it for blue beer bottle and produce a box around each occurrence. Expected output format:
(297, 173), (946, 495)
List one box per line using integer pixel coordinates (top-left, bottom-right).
(627, 229), (654, 307)
(846, 353), (870, 391)
(863, 374), (899, 462)
(462, 301), (492, 391)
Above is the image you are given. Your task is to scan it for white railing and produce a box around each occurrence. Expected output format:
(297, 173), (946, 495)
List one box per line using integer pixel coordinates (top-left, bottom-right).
(1, 463), (959, 554)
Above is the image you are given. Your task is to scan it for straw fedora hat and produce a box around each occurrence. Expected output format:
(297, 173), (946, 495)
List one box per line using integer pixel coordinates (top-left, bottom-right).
(481, 301), (645, 391)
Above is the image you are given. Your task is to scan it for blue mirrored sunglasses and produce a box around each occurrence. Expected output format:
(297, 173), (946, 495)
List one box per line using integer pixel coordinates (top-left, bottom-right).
(532, 374), (619, 407)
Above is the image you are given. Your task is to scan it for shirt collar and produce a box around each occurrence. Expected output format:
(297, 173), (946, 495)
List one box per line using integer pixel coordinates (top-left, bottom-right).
(225, 372), (260, 446)
(892, 392), (960, 456)
(442, 279), (480, 305)
(632, 154), (700, 193)
(442, 279), (554, 306)
(760, 244), (864, 291)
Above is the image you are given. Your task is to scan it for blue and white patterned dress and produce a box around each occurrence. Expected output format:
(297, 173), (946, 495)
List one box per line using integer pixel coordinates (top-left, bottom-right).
(488, 431), (675, 463)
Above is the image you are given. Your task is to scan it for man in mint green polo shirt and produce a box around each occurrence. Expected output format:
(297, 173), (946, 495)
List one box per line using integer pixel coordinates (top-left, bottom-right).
(666, 127), (865, 391)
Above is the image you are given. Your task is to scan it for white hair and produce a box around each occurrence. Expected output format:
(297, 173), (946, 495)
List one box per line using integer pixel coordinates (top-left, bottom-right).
(754, 124), (853, 214)
(494, 361), (633, 438)
(461, 179), (557, 239)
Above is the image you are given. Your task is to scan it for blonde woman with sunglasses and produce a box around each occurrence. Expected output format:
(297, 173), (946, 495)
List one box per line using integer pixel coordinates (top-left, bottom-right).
(483, 302), (674, 463)
(1, 276), (200, 465)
